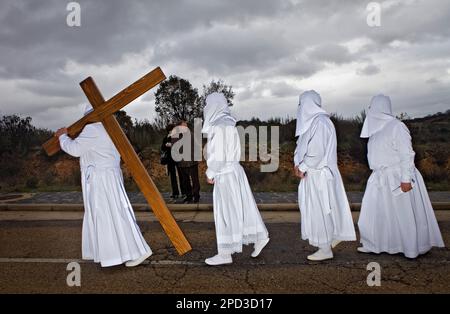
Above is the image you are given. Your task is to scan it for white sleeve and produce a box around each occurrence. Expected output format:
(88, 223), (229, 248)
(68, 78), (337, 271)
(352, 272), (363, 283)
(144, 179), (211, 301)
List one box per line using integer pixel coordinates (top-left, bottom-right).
(59, 125), (98, 157)
(392, 122), (415, 182)
(205, 131), (227, 180)
(294, 138), (301, 167)
(298, 120), (330, 173)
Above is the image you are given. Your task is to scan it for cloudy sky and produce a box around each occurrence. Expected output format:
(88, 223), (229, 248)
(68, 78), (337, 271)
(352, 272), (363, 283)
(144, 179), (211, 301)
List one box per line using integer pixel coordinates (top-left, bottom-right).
(0, 0), (449, 130)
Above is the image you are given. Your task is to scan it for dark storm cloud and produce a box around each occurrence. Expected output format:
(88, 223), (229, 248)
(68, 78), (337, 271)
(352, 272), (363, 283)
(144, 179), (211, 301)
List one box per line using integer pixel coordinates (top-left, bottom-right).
(152, 25), (295, 76)
(0, 0), (449, 129)
(0, 0), (296, 79)
(270, 57), (322, 79)
(357, 64), (381, 76)
(308, 44), (354, 65)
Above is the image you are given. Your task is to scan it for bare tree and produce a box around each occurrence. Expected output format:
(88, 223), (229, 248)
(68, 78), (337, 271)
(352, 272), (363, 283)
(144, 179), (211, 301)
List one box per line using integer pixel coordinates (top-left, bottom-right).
(200, 79), (235, 107)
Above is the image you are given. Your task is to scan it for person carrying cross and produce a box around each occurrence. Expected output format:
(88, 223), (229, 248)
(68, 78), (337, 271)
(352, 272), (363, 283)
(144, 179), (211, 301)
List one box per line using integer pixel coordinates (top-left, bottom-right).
(54, 103), (152, 267)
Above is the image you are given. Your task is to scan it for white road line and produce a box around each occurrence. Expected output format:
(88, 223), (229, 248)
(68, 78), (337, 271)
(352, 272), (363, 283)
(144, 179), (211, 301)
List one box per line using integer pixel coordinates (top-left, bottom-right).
(0, 258), (203, 266)
(0, 258), (87, 264)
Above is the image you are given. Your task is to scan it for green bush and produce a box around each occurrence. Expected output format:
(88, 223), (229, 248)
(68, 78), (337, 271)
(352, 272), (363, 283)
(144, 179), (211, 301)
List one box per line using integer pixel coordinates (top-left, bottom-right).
(0, 115), (52, 156)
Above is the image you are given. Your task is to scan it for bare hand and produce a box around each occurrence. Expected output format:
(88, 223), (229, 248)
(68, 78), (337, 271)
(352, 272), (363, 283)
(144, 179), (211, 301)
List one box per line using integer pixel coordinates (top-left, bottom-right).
(401, 182), (413, 193)
(294, 166), (300, 178)
(294, 166), (306, 179)
(207, 178), (215, 185)
(55, 127), (68, 138)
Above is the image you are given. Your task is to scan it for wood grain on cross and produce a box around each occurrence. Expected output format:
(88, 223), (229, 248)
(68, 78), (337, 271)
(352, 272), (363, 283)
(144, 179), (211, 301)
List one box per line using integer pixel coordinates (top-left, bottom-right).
(42, 67), (192, 255)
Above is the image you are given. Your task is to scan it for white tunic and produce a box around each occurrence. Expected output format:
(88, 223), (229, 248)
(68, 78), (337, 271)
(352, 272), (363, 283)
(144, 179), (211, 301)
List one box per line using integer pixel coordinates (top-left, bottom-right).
(206, 125), (269, 255)
(59, 123), (151, 267)
(358, 119), (445, 258)
(295, 115), (356, 247)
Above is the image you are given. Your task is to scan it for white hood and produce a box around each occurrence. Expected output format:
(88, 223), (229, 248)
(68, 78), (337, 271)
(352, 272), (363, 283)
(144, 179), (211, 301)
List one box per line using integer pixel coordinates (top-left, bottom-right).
(202, 92), (236, 134)
(360, 94), (396, 138)
(295, 90), (328, 137)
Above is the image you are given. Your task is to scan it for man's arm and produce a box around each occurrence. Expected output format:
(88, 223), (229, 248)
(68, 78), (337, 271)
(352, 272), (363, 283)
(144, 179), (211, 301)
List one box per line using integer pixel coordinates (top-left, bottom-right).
(393, 122), (415, 192)
(58, 124), (98, 157)
(297, 119), (330, 174)
(205, 129), (228, 181)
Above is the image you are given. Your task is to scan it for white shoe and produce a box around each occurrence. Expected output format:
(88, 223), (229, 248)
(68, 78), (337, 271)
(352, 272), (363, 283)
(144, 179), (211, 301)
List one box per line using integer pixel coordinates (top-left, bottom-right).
(307, 248), (333, 261)
(357, 246), (371, 254)
(125, 251), (152, 267)
(205, 254), (232, 266)
(251, 238), (270, 258)
(331, 240), (341, 249)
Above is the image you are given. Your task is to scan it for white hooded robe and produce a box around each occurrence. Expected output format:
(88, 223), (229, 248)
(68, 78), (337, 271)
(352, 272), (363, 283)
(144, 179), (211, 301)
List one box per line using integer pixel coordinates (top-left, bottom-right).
(203, 93), (269, 255)
(59, 105), (151, 267)
(294, 90), (356, 248)
(358, 94), (444, 258)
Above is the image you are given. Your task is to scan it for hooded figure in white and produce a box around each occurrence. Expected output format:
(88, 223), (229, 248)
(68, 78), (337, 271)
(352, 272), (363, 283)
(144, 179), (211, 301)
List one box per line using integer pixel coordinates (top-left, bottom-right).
(294, 90), (356, 261)
(358, 94), (444, 258)
(57, 104), (152, 267)
(202, 92), (269, 266)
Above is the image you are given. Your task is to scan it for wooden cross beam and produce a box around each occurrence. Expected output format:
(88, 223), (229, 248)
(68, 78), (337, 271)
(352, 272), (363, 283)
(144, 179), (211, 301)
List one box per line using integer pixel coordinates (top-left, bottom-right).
(42, 67), (192, 255)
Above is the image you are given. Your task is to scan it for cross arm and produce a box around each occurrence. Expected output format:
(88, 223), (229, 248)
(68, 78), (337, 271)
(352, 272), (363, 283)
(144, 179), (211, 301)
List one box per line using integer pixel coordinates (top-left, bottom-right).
(42, 67), (166, 156)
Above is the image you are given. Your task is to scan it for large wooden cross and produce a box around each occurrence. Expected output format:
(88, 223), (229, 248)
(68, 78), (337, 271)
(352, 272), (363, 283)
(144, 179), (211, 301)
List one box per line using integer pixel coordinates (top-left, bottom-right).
(42, 67), (192, 255)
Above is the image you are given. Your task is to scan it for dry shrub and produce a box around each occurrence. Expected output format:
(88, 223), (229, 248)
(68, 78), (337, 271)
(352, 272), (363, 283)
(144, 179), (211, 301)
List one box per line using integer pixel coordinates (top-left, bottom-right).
(417, 156), (446, 181)
(444, 157), (450, 182)
(338, 156), (370, 184)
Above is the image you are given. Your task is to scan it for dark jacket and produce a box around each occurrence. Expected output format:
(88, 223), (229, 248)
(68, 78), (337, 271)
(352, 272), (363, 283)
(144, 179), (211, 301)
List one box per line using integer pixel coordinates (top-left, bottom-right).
(170, 126), (200, 168)
(161, 135), (175, 165)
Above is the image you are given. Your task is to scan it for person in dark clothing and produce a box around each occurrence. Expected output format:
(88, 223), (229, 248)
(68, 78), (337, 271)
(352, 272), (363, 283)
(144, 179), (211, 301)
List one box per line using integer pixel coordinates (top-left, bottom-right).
(160, 124), (181, 199)
(171, 120), (201, 204)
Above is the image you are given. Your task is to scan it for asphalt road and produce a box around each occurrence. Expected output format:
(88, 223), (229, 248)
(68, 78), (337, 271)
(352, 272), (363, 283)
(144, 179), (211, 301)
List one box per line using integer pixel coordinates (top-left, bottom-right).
(0, 212), (449, 294)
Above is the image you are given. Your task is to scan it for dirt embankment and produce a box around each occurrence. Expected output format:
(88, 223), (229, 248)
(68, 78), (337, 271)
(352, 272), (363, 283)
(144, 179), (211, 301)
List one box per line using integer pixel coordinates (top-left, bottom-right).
(1, 146), (449, 193)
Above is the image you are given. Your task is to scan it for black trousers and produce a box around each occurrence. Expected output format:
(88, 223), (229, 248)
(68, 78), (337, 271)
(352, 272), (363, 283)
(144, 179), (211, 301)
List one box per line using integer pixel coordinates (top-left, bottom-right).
(176, 164), (187, 196)
(178, 164), (200, 200)
(167, 162), (179, 197)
